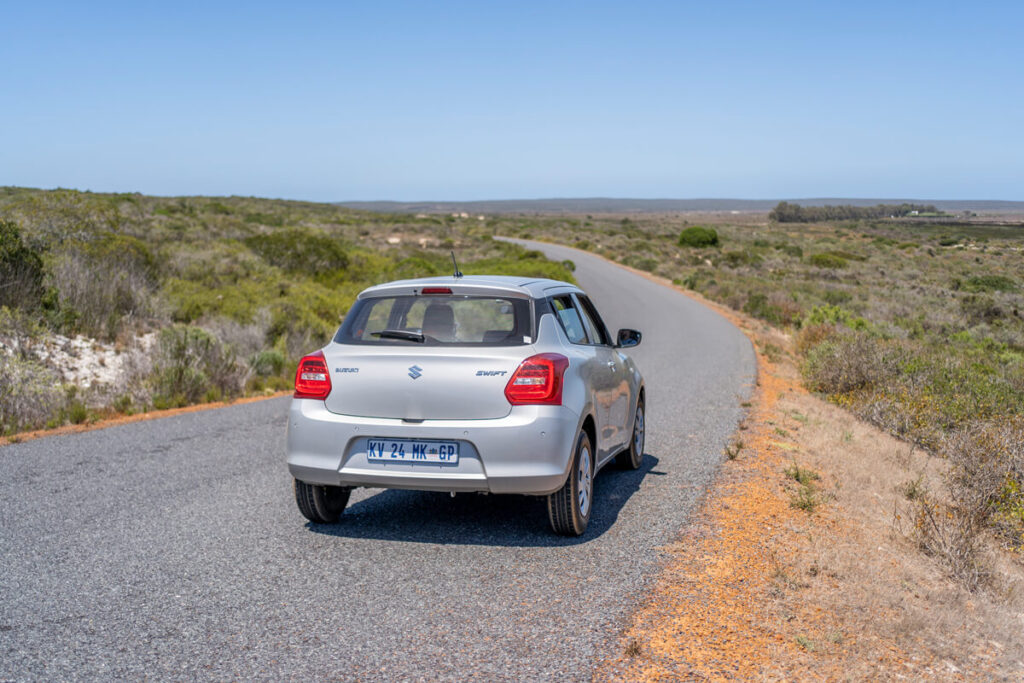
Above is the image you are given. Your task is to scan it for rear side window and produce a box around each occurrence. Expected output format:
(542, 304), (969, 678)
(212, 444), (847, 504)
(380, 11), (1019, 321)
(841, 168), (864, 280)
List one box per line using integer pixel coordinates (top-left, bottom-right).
(550, 295), (588, 344)
(336, 295), (532, 346)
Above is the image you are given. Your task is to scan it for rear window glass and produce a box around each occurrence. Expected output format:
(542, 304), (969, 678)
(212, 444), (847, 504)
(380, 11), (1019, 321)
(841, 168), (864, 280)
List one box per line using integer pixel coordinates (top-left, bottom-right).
(335, 295), (532, 346)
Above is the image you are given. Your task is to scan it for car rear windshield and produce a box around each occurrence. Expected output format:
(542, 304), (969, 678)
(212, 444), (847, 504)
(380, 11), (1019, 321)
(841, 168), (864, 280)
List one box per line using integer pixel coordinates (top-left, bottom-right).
(335, 294), (533, 346)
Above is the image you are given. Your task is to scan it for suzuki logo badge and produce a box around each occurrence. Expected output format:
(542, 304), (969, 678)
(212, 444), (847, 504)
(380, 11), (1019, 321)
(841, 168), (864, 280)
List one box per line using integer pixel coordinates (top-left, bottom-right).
(408, 365), (423, 379)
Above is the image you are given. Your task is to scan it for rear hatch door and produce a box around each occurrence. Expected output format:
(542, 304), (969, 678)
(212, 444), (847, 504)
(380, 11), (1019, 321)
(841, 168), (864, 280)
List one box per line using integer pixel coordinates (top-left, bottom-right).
(323, 346), (522, 420)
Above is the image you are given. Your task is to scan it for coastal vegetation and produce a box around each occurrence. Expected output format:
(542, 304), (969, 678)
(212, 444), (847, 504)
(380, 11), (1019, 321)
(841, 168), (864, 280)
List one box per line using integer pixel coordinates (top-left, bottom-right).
(0, 187), (573, 433)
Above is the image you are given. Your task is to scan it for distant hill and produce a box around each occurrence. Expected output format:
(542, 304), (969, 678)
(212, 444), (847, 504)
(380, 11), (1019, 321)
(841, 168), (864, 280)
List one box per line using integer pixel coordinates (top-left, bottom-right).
(337, 197), (1024, 215)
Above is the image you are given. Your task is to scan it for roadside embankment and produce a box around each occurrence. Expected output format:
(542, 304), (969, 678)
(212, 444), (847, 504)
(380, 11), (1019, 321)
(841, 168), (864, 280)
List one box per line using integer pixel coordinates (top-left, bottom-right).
(595, 264), (1024, 680)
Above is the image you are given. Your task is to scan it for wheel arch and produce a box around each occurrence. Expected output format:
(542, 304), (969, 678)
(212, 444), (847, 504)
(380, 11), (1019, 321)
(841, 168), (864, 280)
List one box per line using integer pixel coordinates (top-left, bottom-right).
(580, 412), (596, 461)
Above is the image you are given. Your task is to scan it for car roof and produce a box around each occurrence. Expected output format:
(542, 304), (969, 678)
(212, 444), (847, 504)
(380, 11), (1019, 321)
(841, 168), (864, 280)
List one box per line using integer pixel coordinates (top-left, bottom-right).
(358, 275), (580, 299)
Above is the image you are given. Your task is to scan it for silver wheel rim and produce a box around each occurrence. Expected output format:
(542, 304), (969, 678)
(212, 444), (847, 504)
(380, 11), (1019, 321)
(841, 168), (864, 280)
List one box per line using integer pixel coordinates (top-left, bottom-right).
(578, 443), (592, 517)
(633, 405), (645, 457)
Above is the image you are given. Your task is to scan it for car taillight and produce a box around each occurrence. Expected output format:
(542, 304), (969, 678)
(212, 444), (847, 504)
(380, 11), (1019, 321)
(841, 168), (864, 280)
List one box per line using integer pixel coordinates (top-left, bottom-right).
(294, 350), (332, 399)
(421, 287), (452, 294)
(504, 353), (569, 405)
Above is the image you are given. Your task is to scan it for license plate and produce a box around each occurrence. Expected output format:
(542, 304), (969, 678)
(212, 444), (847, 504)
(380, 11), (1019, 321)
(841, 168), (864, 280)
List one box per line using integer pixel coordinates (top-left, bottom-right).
(366, 439), (459, 464)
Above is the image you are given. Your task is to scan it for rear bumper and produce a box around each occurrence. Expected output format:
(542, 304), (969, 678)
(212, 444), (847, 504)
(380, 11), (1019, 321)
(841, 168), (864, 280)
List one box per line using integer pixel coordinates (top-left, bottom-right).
(286, 399), (580, 495)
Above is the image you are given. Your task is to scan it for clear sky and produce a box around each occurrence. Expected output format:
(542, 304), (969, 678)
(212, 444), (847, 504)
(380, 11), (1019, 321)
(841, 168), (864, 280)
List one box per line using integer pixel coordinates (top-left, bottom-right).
(2, 1), (1022, 201)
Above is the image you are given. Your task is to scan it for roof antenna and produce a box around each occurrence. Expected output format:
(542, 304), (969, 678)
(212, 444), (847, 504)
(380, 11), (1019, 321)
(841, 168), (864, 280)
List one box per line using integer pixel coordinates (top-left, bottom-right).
(450, 250), (463, 279)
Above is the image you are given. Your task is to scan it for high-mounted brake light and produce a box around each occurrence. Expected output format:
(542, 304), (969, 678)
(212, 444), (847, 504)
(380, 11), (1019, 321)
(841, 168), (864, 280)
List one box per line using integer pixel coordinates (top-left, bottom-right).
(294, 350), (332, 399)
(421, 287), (453, 295)
(504, 353), (569, 405)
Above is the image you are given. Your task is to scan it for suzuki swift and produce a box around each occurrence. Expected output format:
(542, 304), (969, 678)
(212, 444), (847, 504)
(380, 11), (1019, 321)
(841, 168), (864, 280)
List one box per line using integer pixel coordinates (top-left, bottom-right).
(286, 275), (644, 535)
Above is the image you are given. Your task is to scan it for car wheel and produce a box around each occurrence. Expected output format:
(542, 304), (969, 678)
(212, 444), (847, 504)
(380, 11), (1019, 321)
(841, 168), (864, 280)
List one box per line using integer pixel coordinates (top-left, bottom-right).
(547, 430), (594, 536)
(294, 479), (351, 523)
(617, 396), (645, 470)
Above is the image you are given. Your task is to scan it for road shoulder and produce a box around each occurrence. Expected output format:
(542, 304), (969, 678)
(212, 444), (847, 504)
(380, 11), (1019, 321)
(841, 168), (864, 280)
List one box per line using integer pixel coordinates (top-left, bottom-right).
(0, 391), (290, 448)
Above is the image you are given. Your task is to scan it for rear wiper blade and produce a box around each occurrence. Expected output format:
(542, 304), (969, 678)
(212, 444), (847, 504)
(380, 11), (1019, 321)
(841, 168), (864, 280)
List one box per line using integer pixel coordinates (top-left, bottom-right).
(371, 329), (425, 343)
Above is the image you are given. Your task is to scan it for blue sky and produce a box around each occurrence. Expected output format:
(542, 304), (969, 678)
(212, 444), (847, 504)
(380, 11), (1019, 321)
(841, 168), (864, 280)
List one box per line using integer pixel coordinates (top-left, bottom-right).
(2, 1), (1022, 201)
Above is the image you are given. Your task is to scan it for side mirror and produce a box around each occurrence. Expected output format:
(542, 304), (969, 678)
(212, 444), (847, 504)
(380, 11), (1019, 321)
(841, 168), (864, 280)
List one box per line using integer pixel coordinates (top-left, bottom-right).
(616, 328), (642, 348)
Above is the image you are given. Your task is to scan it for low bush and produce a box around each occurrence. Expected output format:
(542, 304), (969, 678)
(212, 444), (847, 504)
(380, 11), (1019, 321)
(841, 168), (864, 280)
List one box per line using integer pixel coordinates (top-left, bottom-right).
(803, 305), (871, 331)
(913, 419), (1024, 589)
(251, 349), (286, 377)
(795, 322), (837, 355)
(678, 226), (719, 248)
(151, 325), (247, 407)
(0, 219), (44, 309)
(0, 355), (64, 434)
(48, 245), (157, 340)
(964, 275), (1017, 293)
(744, 292), (802, 327)
(806, 252), (848, 269)
(245, 228), (349, 277)
(802, 333), (902, 394)
(774, 243), (804, 258)
(961, 295), (1008, 326)
(721, 250), (762, 268)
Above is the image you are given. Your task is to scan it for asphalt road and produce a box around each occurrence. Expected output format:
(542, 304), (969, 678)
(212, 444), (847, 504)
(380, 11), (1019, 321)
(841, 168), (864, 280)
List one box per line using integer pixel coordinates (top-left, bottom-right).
(0, 241), (756, 681)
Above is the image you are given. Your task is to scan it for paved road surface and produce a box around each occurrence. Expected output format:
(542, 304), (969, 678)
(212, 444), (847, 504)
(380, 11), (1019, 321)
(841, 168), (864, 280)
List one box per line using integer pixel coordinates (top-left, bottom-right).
(0, 241), (755, 680)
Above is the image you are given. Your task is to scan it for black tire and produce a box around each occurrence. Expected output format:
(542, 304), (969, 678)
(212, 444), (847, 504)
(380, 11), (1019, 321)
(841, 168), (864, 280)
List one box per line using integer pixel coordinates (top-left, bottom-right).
(547, 430), (594, 536)
(617, 395), (645, 470)
(294, 479), (351, 523)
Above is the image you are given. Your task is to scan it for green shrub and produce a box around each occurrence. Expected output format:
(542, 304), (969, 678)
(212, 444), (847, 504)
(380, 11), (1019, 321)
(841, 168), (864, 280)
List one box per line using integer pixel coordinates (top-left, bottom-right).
(825, 249), (867, 262)
(0, 219), (44, 309)
(49, 242), (157, 340)
(964, 275), (1017, 293)
(681, 271), (702, 290)
(152, 325), (246, 406)
(392, 256), (442, 280)
(806, 252), (848, 269)
(67, 400), (89, 424)
(245, 229), (349, 276)
(775, 243), (804, 258)
(0, 355), (64, 433)
(822, 289), (852, 305)
(634, 257), (658, 272)
(251, 349), (286, 377)
(743, 292), (802, 326)
(83, 232), (159, 281)
(243, 212), (284, 227)
(802, 333), (902, 394)
(204, 201), (232, 215)
(803, 305), (870, 331)
(961, 295), (1008, 326)
(678, 226), (719, 248)
(721, 250), (762, 268)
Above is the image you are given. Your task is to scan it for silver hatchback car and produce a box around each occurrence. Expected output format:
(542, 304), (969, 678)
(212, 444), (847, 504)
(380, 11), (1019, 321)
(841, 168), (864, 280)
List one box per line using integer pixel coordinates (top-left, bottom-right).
(286, 275), (645, 535)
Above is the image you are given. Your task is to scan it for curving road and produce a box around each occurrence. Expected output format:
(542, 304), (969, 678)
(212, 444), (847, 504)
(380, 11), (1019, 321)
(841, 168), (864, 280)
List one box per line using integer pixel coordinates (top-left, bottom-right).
(0, 241), (755, 681)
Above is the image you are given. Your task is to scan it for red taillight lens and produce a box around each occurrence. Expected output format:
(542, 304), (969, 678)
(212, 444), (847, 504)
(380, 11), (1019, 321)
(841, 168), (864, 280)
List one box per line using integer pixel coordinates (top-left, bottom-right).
(504, 353), (569, 405)
(421, 287), (453, 294)
(294, 350), (332, 399)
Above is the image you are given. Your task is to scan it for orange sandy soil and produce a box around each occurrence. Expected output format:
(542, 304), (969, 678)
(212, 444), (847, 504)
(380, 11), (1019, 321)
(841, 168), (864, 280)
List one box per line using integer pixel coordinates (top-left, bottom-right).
(0, 391), (291, 447)
(590, 262), (1024, 681)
